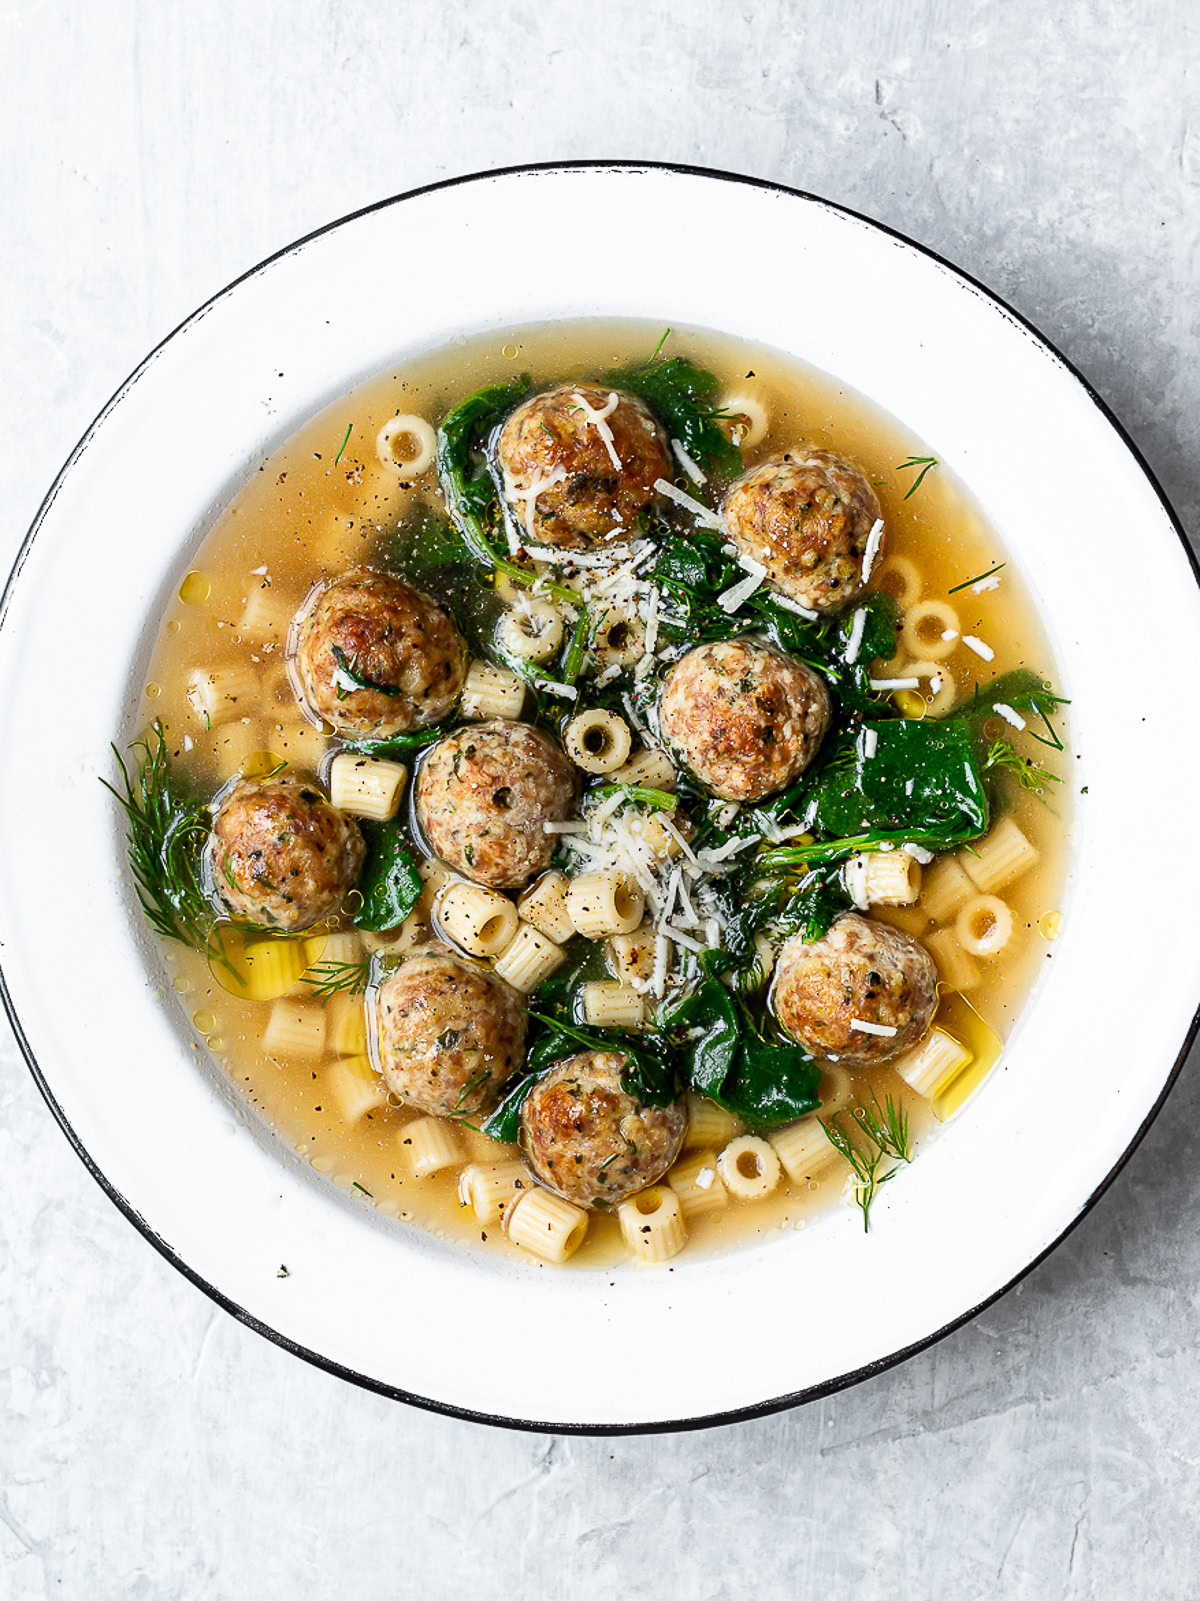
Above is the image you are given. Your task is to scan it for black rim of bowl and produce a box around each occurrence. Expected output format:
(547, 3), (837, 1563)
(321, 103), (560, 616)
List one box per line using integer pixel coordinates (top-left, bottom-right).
(3, 159), (1197, 1436)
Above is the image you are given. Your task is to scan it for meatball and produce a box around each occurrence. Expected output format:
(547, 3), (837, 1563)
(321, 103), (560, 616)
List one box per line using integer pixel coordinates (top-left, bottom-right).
(291, 569), (465, 739)
(722, 448), (882, 613)
(208, 775), (364, 932)
(495, 382), (671, 549)
(415, 719), (576, 888)
(374, 944), (526, 1118)
(772, 913), (937, 1067)
(658, 638), (831, 803)
(521, 1051), (686, 1209)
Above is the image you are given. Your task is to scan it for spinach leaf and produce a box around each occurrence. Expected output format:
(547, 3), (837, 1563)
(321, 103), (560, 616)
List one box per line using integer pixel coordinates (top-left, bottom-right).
(353, 820), (423, 932)
(667, 956), (822, 1129)
(482, 1071), (536, 1143)
(812, 716), (989, 842)
(955, 668), (1069, 750)
(614, 354), (742, 476)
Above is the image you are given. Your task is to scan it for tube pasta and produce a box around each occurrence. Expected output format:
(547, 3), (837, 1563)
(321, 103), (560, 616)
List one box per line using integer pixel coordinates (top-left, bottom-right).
(874, 554), (922, 610)
(328, 752), (407, 821)
(609, 745), (677, 791)
(262, 998), (326, 1059)
(323, 1054), (388, 1121)
(718, 1135), (782, 1201)
(517, 871), (576, 946)
(667, 1149), (728, 1221)
(418, 856), (455, 906)
(237, 583), (296, 644)
(376, 414), (437, 479)
(458, 1159), (531, 1223)
(305, 931), (362, 968)
(960, 816), (1039, 894)
(581, 981), (646, 1030)
(921, 855), (975, 923)
(718, 390), (769, 448)
(901, 600), (960, 661)
(683, 1091), (741, 1151)
(229, 936), (307, 1001)
(607, 923), (657, 984)
(895, 1027), (973, 1098)
(955, 894), (1014, 956)
(618, 1186), (687, 1263)
(591, 606), (646, 668)
(493, 923), (566, 992)
(186, 665), (260, 726)
(460, 658), (526, 720)
(564, 709), (633, 775)
(844, 849), (922, 909)
(504, 1187), (589, 1263)
(567, 871), (644, 938)
(437, 882), (519, 958)
(497, 600), (564, 663)
(904, 658), (959, 717)
(768, 1116), (840, 1184)
(403, 1115), (463, 1177)
(923, 927), (981, 992)
(326, 991), (369, 1057)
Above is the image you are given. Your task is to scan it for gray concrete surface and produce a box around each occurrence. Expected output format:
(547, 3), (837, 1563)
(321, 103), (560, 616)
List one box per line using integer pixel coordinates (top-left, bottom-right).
(2, 2), (1198, 1596)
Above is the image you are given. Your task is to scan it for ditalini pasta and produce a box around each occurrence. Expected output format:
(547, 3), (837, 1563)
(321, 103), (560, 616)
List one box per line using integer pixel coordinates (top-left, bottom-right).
(118, 317), (1069, 1269)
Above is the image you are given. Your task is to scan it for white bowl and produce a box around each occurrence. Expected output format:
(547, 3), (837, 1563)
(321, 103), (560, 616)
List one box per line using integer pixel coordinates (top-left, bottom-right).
(3, 163), (1198, 1433)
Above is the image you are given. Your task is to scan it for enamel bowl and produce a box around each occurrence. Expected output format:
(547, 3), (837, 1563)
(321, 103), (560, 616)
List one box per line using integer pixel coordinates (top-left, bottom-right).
(3, 164), (1197, 1432)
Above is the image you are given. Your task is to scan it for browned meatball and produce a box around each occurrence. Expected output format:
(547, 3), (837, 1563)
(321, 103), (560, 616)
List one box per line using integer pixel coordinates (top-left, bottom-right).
(772, 913), (937, 1066)
(722, 448), (882, 612)
(291, 569), (465, 738)
(521, 1051), (686, 1209)
(415, 720), (576, 888)
(374, 944), (526, 1118)
(658, 638), (831, 803)
(495, 382), (671, 549)
(208, 775), (364, 932)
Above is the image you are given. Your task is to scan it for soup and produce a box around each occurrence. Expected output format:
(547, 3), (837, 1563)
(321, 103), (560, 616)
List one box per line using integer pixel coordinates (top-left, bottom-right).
(114, 321), (1070, 1269)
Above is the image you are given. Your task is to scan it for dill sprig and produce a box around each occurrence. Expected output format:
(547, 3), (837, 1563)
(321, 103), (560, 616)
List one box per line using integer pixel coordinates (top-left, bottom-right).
(896, 455), (938, 499)
(983, 738), (1063, 795)
(101, 721), (217, 956)
(821, 1092), (913, 1232)
(334, 422), (353, 466)
(301, 958), (371, 999)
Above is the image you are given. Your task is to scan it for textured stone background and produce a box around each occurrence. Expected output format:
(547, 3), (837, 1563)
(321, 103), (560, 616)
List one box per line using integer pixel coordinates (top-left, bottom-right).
(3, 3), (1198, 1596)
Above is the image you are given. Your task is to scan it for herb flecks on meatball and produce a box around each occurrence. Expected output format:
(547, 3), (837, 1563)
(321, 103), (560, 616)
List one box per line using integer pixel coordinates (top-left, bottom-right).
(291, 568), (465, 739)
(375, 944), (526, 1119)
(722, 448), (881, 613)
(208, 775), (365, 932)
(496, 383), (671, 549)
(772, 913), (937, 1067)
(520, 1051), (686, 1209)
(658, 638), (831, 803)
(415, 719), (576, 889)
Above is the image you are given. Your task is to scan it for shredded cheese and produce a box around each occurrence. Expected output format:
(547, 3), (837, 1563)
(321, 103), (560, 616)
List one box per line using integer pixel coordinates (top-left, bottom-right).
(860, 518), (885, 583)
(570, 389), (622, 470)
(671, 438), (706, 485)
(654, 477), (723, 529)
(844, 607), (867, 665)
(992, 702), (1027, 730)
(849, 1018), (898, 1037)
(962, 635), (994, 661)
(869, 677), (921, 690)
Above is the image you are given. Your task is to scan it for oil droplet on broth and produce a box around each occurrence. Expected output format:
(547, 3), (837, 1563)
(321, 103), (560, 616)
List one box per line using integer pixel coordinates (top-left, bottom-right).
(145, 682), (162, 699)
(501, 343), (519, 358)
(240, 748), (287, 781)
(1038, 909), (1062, 940)
(172, 976), (191, 994)
(192, 1009), (216, 1034)
(179, 571), (211, 605)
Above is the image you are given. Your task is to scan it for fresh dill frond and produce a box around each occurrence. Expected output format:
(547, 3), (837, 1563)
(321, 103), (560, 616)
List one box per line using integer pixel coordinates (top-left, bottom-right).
(351, 1181), (372, 1197)
(334, 422), (353, 466)
(451, 1065), (491, 1116)
(896, 455), (938, 499)
(983, 738), (1063, 795)
(101, 721), (217, 958)
(948, 561), (1006, 595)
(301, 958), (371, 999)
(821, 1093), (914, 1231)
(648, 327), (672, 363)
(560, 603), (591, 686)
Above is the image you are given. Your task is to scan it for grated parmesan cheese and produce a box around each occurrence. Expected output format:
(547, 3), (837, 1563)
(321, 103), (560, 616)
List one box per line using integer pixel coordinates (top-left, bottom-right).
(962, 635), (994, 661)
(671, 438), (706, 485)
(654, 477), (723, 529)
(869, 677), (921, 690)
(571, 389), (622, 470)
(860, 518), (885, 583)
(849, 1018), (898, 1037)
(992, 702), (1027, 730)
(844, 607), (867, 664)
